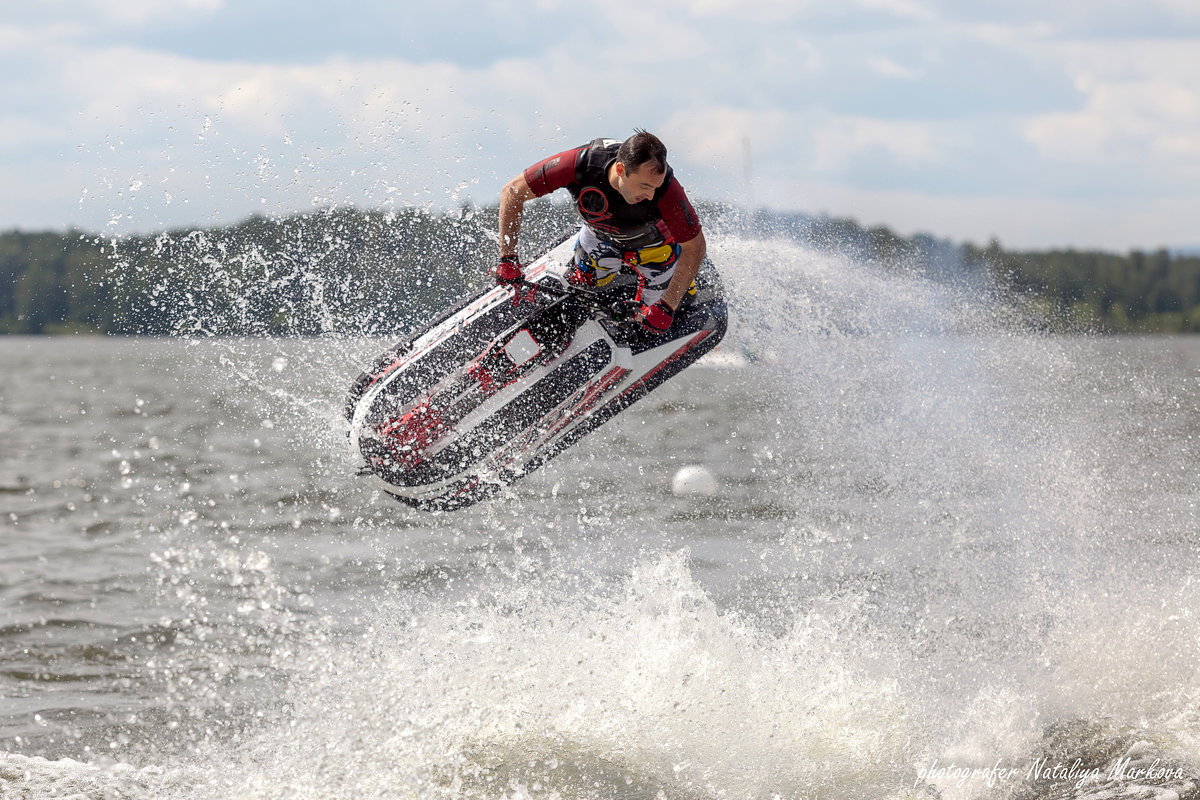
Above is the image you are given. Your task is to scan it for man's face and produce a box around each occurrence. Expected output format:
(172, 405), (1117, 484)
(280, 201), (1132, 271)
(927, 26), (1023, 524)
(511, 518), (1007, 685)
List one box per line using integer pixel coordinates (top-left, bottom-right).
(614, 162), (666, 204)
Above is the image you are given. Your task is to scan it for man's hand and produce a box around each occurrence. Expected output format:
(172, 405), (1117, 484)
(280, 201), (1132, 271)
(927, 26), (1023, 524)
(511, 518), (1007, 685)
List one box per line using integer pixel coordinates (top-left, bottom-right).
(568, 263), (595, 286)
(495, 255), (524, 286)
(636, 299), (674, 332)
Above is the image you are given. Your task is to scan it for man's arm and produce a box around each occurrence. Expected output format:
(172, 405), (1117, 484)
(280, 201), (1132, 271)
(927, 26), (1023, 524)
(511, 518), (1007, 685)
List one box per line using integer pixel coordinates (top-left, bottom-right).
(660, 230), (706, 311)
(498, 173), (537, 259)
(653, 177), (704, 311)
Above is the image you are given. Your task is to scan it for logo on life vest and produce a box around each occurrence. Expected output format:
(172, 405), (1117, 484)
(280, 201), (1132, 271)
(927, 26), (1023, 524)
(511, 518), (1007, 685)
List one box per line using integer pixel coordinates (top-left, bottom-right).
(577, 187), (616, 230)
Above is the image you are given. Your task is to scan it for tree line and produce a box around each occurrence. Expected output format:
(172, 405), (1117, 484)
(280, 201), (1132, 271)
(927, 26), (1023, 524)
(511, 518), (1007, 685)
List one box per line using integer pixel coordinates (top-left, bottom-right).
(0, 204), (573, 337)
(969, 241), (1200, 332)
(2, 204), (1198, 335)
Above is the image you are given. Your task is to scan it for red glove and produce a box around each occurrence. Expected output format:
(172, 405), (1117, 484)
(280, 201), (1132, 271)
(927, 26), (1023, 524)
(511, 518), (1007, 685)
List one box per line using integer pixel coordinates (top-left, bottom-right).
(568, 263), (595, 286)
(637, 299), (674, 332)
(495, 255), (523, 286)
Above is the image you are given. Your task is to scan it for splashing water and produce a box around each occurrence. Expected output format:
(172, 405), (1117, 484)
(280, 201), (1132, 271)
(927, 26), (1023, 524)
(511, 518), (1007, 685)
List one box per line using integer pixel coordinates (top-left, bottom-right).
(185, 550), (913, 799)
(2, 221), (1198, 800)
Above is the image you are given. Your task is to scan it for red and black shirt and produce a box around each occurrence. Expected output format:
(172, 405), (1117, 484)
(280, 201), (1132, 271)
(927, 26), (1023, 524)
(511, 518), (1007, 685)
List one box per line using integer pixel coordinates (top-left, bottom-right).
(523, 138), (702, 250)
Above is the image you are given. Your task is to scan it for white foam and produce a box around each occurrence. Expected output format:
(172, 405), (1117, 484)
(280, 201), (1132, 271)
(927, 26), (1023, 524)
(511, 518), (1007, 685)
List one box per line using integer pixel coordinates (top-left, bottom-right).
(0, 753), (194, 799)
(194, 552), (915, 799)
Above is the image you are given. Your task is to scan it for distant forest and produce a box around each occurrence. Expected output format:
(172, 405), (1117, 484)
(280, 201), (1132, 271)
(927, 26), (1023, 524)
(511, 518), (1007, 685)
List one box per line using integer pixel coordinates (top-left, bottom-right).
(3, 203), (1199, 335)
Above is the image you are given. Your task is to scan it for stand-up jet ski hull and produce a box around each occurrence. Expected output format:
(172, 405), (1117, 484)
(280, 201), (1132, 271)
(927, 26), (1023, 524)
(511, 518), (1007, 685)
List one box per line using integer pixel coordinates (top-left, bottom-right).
(345, 236), (727, 511)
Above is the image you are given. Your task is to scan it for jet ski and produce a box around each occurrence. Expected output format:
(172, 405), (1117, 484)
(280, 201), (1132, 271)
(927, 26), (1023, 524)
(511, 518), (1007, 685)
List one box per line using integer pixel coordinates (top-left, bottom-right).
(344, 235), (727, 511)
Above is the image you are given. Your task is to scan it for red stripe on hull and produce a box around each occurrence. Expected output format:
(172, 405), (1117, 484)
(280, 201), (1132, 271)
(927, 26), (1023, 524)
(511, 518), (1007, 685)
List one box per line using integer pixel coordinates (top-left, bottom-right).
(619, 331), (710, 400)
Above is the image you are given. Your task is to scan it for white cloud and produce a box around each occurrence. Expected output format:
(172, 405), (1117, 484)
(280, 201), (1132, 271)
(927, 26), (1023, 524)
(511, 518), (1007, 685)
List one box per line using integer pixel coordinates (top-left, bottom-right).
(0, 117), (62, 149)
(651, 0), (818, 23)
(812, 117), (944, 172)
(661, 107), (800, 164)
(1156, 0), (1200, 17)
(1025, 80), (1199, 159)
(759, 178), (1197, 251)
(1023, 38), (1200, 183)
(3, 0), (1200, 248)
(856, 0), (938, 23)
(73, 0), (224, 26)
(866, 55), (923, 80)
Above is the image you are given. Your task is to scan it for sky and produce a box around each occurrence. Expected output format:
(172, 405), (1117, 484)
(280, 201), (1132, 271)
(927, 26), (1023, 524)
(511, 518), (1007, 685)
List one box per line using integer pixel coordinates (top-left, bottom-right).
(2, 0), (1199, 251)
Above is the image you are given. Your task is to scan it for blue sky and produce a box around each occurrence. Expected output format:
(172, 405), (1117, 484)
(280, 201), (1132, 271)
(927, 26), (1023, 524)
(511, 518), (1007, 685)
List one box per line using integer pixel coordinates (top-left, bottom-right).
(2, 0), (1198, 250)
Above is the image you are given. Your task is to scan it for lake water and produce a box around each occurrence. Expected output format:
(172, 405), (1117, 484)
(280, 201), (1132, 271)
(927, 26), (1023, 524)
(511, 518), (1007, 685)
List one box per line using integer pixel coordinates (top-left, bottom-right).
(2, 238), (1199, 799)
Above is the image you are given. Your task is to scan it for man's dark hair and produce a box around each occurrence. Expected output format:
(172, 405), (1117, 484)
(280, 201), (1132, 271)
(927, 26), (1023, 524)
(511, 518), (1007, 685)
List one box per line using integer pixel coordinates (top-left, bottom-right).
(618, 129), (667, 175)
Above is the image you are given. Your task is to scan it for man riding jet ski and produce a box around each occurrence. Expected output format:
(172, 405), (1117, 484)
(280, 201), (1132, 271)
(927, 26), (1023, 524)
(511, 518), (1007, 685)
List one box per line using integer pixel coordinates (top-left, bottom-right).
(344, 130), (725, 511)
(495, 129), (707, 334)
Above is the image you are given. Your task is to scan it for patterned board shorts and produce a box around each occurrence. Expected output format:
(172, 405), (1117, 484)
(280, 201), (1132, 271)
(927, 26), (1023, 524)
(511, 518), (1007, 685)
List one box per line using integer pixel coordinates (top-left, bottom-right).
(572, 226), (684, 305)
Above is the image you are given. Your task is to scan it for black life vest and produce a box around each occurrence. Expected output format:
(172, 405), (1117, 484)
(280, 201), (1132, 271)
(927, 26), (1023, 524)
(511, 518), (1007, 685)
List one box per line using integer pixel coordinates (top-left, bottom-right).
(567, 138), (675, 249)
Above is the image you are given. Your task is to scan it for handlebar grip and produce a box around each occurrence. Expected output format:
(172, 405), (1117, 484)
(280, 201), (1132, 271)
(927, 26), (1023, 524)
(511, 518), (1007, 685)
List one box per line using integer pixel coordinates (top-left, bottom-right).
(517, 277), (578, 298)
